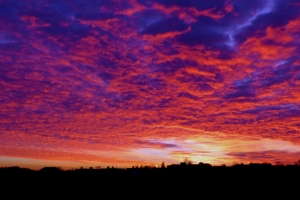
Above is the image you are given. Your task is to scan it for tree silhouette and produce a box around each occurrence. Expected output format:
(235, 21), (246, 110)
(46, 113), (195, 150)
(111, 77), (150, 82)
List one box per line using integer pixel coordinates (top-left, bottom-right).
(184, 158), (192, 165)
(276, 161), (284, 166)
(161, 161), (166, 168)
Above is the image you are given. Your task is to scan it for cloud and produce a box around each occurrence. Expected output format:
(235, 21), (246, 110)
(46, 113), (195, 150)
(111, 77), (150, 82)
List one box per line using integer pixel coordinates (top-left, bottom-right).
(234, 0), (299, 45)
(0, 0), (300, 167)
(134, 139), (180, 149)
(228, 150), (300, 164)
(140, 17), (188, 35)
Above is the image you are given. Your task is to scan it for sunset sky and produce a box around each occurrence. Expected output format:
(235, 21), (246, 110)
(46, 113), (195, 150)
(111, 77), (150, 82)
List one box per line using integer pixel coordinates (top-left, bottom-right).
(1, 0), (300, 169)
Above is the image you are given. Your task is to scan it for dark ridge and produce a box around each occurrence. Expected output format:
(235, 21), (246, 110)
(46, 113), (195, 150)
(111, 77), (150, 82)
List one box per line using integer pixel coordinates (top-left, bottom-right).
(1, 161), (300, 198)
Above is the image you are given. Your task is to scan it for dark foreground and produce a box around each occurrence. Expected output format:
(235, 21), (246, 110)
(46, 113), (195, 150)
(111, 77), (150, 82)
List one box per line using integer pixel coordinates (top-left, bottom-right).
(1, 163), (300, 198)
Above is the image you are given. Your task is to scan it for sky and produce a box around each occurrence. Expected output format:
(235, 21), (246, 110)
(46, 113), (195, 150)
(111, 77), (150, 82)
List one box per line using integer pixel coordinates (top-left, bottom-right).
(1, 0), (300, 169)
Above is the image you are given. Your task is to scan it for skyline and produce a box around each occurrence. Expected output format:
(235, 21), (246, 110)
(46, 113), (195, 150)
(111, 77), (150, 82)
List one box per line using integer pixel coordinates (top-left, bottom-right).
(1, 0), (300, 169)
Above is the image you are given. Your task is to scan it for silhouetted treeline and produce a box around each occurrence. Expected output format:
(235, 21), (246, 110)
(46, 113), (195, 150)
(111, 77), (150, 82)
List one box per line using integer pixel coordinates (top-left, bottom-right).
(1, 162), (300, 198)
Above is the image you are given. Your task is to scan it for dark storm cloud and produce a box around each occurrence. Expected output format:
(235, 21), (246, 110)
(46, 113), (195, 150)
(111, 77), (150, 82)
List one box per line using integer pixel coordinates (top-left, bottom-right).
(243, 104), (299, 114)
(146, 0), (225, 11)
(178, 92), (199, 100)
(156, 59), (197, 73)
(260, 62), (300, 87)
(234, 0), (300, 44)
(177, 23), (230, 50)
(134, 139), (179, 149)
(225, 78), (255, 99)
(140, 17), (188, 35)
(228, 150), (300, 163)
(231, 0), (268, 19)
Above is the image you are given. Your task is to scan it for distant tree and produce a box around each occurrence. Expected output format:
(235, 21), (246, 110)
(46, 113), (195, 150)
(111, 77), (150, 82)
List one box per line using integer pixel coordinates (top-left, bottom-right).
(150, 164), (156, 168)
(144, 165), (149, 169)
(276, 161), (284, 166)
(231, 161), (239, 166)
(294, 159), (300, 165)
(143, 164), (155, 168)
(184, 158), (192, 165)
(161, 161), (166, 168)
(39, 167), (62, 173)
